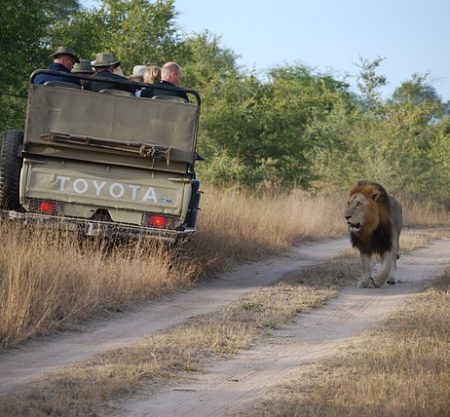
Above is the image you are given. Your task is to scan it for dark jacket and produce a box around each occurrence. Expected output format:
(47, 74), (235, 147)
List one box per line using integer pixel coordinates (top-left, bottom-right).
(140, 80), (189, 102)
(89, 69), (136, 93)
(33, 63), (80, 86)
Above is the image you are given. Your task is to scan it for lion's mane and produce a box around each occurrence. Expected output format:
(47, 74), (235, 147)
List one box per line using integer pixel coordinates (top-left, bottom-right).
(349, 181), (393, 256)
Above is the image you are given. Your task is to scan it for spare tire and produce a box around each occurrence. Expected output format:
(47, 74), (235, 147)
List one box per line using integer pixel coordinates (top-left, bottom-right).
(0, 130), (24, 210)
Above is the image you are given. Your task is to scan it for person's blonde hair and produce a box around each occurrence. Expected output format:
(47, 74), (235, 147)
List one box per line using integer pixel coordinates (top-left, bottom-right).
(143, 65), (161, 84)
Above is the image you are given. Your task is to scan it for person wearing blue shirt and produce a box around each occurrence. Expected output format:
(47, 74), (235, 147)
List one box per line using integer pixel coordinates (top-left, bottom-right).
(33, 46), (80, 86)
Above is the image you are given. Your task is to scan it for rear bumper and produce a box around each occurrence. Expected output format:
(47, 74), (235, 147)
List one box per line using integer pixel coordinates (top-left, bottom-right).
(2, 210), (195, 243)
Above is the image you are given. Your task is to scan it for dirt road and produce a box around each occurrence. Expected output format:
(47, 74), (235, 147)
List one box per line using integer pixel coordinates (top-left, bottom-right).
(0, 237), (348, 397)
(122, 237), (450, 417)
(1, 235), (449, 417)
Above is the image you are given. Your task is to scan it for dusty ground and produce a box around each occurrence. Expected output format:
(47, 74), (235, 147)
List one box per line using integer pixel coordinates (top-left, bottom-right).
(121, 236), (450, 417)
(0, 237), (347, 397)
(1, 235), (450, 417)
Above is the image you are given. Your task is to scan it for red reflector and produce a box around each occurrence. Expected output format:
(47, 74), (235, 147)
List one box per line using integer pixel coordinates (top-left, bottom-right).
(39, 201), (56, 214)
(149, 215), (166, 228)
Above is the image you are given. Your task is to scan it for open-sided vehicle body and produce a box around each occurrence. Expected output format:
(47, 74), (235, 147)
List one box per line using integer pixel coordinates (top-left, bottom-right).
(0, 70), (202, 242)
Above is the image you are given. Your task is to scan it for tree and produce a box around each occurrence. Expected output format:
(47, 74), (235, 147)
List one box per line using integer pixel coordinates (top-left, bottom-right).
(429, 117), (450, 202)
(391, 72), (442, 105)
(182, 31), (239, 90)
(48, 10), (106, 61)
(49, 0), (187, 72)
(0, 0), (49, 130)
(98, 0), (184, 70)
(0, 0), (49, 88)
(198, 64), (355, 189)
(355, 56), (387, 112)
(0, 0), (83, 131)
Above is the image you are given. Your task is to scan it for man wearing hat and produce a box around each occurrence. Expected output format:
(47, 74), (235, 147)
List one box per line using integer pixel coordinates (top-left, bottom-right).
(71, 59), (94, 75)
(34, 46), (81, 85)
(89, 53), (135, 93)
(72, 59), (94, 89)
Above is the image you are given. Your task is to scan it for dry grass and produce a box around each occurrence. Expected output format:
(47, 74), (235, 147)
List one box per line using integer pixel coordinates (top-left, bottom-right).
(0, 237), (449, 415)
(0, 189), (347, 349)
(400, 228), (449, 252)
(251, 269), (450, 417)
(400, 195), (450, 226)
(0, 225), (201, 348)
(0, 256), (353, 417)
(191, 188), (347, 265)
(0, 188), (448, 350)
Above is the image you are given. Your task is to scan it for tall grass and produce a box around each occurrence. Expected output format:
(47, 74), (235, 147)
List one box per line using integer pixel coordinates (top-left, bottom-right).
(0, 225), (200, 348)
(191, 188), (347, 264)
(400, 194), (450, 225)
(0, 188), (448, 348)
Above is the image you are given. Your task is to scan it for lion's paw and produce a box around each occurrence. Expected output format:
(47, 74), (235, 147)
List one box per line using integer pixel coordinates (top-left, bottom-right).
(369, 277), (380, 288)
(357, 279), (371, 288)
(386, 278), (397, 285)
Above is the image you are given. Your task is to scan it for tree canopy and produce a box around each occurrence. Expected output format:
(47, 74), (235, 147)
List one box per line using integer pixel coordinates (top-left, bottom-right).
(1, 0), (449, 202)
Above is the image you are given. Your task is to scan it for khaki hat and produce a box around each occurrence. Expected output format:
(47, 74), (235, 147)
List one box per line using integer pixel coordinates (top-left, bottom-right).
(132, 65), (148, 76)
(91, 53), (120, 68)
(71, 59), (94, 74)
(49, 46), (80, 63)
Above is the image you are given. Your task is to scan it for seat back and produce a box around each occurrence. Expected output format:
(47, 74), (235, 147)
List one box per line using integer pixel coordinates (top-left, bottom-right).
(44, 81), (81, 89)
(152, 95), (188, 103)
(100, 89), (133, 97)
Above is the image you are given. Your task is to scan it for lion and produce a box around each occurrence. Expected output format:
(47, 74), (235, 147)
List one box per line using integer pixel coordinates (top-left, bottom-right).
(344, 181), (402, 288)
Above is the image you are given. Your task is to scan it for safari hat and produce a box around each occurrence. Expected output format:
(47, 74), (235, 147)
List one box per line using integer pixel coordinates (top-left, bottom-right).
(49, 46), (80, 63)
(71, 59), (94, 74)
(132, 65), (148, 76)
(91, 53), (120, 68)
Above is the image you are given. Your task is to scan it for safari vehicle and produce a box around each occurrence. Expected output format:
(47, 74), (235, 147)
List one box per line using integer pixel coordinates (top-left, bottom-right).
(0, 69), (202, 243)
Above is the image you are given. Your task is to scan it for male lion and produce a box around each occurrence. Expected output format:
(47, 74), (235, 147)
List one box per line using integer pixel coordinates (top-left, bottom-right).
(344, 181), (402, 288)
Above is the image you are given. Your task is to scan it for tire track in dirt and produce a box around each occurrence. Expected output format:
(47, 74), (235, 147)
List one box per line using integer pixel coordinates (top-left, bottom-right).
(0, 238), (348, 397)
(122, 237), (450, 417)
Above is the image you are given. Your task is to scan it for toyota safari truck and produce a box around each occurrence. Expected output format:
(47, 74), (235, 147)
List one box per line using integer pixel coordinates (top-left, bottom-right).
(0, 69), (202, 242)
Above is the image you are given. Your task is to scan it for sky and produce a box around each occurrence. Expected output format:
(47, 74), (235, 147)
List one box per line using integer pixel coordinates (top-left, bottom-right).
(82, 0), (450, 101)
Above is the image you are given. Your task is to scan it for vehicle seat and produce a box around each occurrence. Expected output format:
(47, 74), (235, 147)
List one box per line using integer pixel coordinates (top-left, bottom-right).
(43, 81), (81, 89)
(99, 89), (133, 97)
(152, 95), (188, 103)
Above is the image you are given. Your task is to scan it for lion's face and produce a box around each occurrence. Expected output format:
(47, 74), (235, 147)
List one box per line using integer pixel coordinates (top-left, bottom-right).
(344, 191), (380, 234)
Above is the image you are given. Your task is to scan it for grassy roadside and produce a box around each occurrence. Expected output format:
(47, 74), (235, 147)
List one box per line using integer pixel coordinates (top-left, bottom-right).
(249, 267), (450, 417)
(0, 231), (446, 416)
(1, 188), (449, 349)
(0, 189), (350, 349)
(0, 226), (202, 348)
(0, 256), (356, 417)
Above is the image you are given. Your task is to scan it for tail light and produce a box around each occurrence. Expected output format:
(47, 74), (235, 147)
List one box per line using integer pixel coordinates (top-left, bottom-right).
(142, 213), (180, 229)
(149, 214), (166, 228)
(39, 201), (57, 215)
(25, 199), (62, 216)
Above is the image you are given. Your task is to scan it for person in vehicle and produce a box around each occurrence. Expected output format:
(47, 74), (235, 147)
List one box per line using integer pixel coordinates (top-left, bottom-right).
(72, 59), (94, 75)
(128, 65), (148, 82)
(89, 53), (135, 93)
(135, 65), (161, 97)
(144, 65), (161, 84)
(113, 65), (125, 76)
(33, 46), (80, 85)
(71, 59), (94, 89)
(140, 62), (189, 102)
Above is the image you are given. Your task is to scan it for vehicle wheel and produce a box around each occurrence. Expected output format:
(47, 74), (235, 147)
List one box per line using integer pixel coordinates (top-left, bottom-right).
(0, 130), (24, 210)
